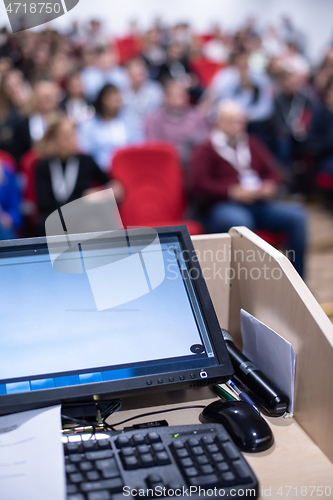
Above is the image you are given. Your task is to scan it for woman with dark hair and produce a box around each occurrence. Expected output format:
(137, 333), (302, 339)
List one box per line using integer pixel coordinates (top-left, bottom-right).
(78, 84), (144, 171)
(35, 114), (123, 234)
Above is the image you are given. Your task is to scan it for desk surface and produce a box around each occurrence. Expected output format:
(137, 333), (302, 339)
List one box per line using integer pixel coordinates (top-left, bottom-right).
(108, 398), (333, 500)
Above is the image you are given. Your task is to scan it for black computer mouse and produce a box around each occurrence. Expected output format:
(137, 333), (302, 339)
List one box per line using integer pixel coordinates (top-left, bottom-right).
(199, 400), (274, 453)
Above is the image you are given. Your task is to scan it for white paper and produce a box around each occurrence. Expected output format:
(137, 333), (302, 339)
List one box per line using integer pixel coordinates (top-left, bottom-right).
(0, 405), (65, 500)
(240, 309), (296, 413)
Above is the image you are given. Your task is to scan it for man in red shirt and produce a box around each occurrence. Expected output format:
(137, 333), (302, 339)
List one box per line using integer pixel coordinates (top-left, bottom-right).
(190, 100), (307, 277)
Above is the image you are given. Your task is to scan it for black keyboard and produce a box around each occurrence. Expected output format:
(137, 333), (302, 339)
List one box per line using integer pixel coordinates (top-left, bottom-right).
(63, 424), (259, 500)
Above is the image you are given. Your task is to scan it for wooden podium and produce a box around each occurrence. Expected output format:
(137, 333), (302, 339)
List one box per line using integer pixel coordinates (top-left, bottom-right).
(111, 227), (333, 498)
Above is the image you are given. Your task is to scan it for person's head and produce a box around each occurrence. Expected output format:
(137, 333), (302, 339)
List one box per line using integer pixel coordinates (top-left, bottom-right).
(126, 58), (148, 90)
(278, 59), (309, 95)
(97, 47), (118, 71)
(164, 80), (189, 111)
(166, 43), (186, 62)
(0, 69), (29, 120)
(229, 50), (249, 74)
(216, 100), (247, 138)
(32, 79), (60, 115)
(38, 114), (77, 159)
(65, 70), (84, 99)
(94, 84), (122, 119)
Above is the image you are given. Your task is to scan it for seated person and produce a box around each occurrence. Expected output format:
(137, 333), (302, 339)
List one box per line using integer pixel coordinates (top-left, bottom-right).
(145, 80), (209, 172)
(272, 59), (315, 172)
(60, 70), (95, 125)
(307, 77), (333, 178)
(202, 50), (274, 128)
(0, 157), (22, 240)
(190, 100), (307, 278)
(35, 115), (122, 234)
(78, 84), (144, 171)
(122, 58), (164, 121)
(13, 79), (61, 162)
(81, 47), (129, 103)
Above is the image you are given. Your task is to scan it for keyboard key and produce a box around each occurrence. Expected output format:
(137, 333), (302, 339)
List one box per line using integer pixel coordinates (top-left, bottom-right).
(196, 455), (209, 466)
(85, 450), (113, 461)
(201, 464), (214, 475)
(171, 440), (184, 450)
(65, 464), (77, 474)
(68, 494), (85, 500)
(191, 446), (204, 456)
(97, 440), (110, 450)
(222, 442), (240, 461)
(189, 474), (220, 488)
(69, 454), (83, 463)
(121, 447), (135, 457)
(211, 452), (225, 463)
(67, 484), (78, 494)
(151, 442), (165, 452)
(95, 458), (118, 473)
(175, 448), (189, 459)
(187, 438), (200, 447)
(180, 457), (194, 468)
(102, 468), (121, 479)
(232, 460), (252, 483)
(216, 462), (230, 473)
(66, 442), (81, 454)
(201, 436), (215, 446)
(206, 444), (219, 454)
(115, 435), (131, 448)
(184, 467), (198, 477)
(69, 472), (84, 483)
(81, 478), (124, 493)
(79, 461), (93, 472)
(140, 453), (155, 467)
(221, 471), (236, 485)
(83, 441), (96, 451)
(215, 431), (229, 443)
(87, 491), (111, 500)
(146, 473), (163, 487)
(86, 470), (100, 481)
(147, 432), (161, 443)
(123, 455), (140, 470)
(137, 444), (150, 454)
(132, 434), (146, 446)
(155, 451), (171, 465)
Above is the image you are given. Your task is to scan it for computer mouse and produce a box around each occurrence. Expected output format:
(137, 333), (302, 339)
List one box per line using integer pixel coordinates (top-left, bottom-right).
(199, 400), (274, 453)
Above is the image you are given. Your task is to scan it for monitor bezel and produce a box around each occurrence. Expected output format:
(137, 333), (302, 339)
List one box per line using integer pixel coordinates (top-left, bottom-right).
(0, 225), (233, 416)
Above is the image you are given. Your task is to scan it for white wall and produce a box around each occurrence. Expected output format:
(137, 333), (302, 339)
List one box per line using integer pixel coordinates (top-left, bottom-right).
(1, 0), (333, 61)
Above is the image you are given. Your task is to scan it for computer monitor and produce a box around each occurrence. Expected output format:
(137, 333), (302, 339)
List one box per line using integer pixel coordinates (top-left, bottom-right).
(0, 226), (233, 417)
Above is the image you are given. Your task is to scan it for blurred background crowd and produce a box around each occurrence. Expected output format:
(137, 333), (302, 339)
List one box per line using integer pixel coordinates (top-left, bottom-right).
(1, 13), (333, 284)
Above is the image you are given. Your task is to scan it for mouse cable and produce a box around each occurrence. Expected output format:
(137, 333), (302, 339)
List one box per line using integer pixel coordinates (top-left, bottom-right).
(105, 405), (207, 432)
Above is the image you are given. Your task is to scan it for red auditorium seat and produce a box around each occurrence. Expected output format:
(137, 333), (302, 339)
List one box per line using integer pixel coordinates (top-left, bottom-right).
(317, 171), (333, 191)
(190, 58), (222, 87)
(111, 143), (203, 235)
(115, 37), (142, 64)
(0, 150), (16, 172)
(255, 230), (286, 248)
(20, 149), (40, 220)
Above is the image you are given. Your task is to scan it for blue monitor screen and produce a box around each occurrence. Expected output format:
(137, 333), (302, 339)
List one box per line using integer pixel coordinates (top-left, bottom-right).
(0, 234), (216, 397)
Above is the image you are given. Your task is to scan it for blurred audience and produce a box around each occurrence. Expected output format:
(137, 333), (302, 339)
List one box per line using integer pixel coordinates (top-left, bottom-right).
(78, 84), (144, 171)
(190, 101), (307, 277)
(0, 14), (331, 251)
(145, 80), (209, 172)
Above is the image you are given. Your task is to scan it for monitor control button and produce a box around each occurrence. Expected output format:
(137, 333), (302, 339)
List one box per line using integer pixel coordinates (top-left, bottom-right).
(179, 375), (185, 380)
(157, 379), (163, 384)
(146, 380), (152, 385)
(168, 377), (174, 382)
(200, 371), (208, 379)
(190, 374), (196, 379)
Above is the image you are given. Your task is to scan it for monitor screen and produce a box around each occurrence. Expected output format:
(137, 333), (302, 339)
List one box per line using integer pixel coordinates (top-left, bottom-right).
(0, 227), (233, 415)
